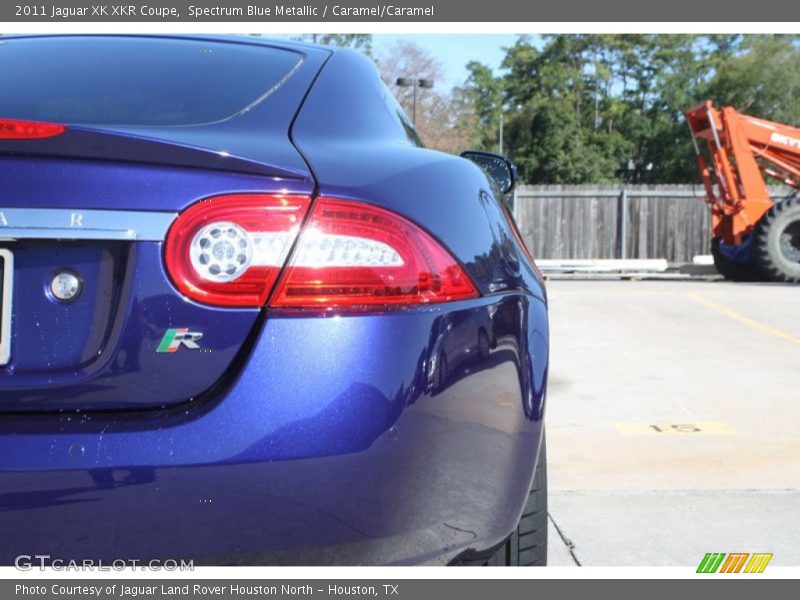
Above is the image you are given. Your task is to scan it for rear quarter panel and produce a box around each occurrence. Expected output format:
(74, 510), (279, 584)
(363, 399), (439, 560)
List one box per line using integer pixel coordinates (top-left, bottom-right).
(292, 48), (545, 302)
(289, 48), (549, 559)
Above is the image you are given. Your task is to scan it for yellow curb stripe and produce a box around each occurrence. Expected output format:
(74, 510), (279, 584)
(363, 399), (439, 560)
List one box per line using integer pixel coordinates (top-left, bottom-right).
(685, 293), (800, 347)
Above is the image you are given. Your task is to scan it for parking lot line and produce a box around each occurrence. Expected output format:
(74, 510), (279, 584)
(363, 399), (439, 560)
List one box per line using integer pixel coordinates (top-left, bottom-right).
(684, 292), (800, 347)
(546, 280), (800, 565)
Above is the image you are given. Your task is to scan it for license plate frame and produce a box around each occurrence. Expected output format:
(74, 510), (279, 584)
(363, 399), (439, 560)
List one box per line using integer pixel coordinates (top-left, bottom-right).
(0, 248), (12, 366)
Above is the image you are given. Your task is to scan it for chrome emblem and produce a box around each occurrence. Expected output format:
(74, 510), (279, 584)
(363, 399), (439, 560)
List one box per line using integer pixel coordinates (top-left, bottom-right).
(157, 328), (203, 353)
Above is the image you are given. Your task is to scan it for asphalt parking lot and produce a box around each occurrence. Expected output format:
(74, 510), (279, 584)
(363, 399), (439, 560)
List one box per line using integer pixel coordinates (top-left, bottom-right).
(544, 279), (800, 566)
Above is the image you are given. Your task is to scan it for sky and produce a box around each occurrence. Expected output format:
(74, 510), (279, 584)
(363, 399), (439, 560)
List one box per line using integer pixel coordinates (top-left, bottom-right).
(370, 34), (536, 89)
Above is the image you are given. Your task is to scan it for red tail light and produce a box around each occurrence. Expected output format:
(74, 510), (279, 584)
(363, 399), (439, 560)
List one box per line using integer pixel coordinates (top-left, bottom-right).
(0, 118), (66, 139)
(165, 195), (478, 309)
(164, 194), (311, 307)
(270, 198), (478, 308)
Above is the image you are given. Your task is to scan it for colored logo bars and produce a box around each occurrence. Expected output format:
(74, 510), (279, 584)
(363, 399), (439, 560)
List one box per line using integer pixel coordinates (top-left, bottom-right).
(697, 553), (773, 573)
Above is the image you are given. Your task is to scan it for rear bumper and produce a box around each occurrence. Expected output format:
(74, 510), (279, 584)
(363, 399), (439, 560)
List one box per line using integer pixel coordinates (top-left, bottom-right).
(0, 293), (548, 565)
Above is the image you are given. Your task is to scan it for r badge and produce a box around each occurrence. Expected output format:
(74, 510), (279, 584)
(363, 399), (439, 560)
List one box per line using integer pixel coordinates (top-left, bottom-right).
(157, 328), (203, 353)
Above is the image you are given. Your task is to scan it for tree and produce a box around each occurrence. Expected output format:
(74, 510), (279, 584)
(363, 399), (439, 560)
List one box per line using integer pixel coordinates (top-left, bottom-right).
(707, 35), (800, 125)
(461, 61), (504, 151)
(472, 33), (780, 184)
(508, 101), (621, 183)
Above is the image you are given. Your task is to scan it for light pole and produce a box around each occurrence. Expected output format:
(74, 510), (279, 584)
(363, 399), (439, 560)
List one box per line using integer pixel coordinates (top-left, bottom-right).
(499, 111), (504, 155)
(395, 77), (434, 126)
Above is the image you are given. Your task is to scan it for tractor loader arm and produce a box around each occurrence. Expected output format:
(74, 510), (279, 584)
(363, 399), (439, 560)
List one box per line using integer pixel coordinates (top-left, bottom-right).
(686, 101), (800, 282)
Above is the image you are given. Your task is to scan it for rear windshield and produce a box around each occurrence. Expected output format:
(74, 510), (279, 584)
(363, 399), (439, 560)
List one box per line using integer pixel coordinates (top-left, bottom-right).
(0, 36), (303, 126)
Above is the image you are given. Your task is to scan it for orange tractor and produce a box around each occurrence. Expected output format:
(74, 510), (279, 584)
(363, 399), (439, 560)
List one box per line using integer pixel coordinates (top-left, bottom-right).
(686, 101), (800, 282)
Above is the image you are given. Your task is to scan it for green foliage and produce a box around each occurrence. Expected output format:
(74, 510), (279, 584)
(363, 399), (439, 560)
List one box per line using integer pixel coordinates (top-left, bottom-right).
(708, 35), (800, 124)
(459, 34), (800, 184)
(506, 101), (623, 184)
(463, 61), (504, 151)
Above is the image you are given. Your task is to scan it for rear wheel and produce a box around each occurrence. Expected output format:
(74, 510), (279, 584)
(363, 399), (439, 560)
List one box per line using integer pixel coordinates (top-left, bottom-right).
(436, 351), (448, 392)
(477, 329), (490, 361)
(711, 237), (762, 282)
(753, 197), (800, 283)
(489, 435), (548, 566)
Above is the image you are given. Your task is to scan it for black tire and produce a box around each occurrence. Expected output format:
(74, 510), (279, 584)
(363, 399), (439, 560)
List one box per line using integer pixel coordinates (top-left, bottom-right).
(436, 351), (448, 392)
(490, 435), (548, 566)
(753, 197), (800, 283)
(477, 329), (490, 361)
(711, 237), (762, 282)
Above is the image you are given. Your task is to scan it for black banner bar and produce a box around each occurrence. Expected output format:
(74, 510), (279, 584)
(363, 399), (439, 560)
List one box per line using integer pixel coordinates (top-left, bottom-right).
(2, 0), (799, 22)
(3, 579), (798, 600)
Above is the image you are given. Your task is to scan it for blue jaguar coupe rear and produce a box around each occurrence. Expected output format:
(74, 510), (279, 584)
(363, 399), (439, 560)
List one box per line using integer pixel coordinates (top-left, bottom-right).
(0, 35), (549, 566)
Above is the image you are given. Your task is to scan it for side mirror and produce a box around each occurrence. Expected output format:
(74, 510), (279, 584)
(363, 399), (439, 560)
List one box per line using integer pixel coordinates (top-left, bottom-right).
(461, 151), (518, 194)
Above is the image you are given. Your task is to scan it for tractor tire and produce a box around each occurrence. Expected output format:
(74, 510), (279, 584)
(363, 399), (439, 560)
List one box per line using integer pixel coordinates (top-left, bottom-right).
(753, 197), (800, 283)
(711, 238), (762, 282)
(488, 435), (548, 566)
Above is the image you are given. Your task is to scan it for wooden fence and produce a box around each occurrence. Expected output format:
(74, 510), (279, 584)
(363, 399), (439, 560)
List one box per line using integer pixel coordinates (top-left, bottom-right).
(513, 184), (713, 263)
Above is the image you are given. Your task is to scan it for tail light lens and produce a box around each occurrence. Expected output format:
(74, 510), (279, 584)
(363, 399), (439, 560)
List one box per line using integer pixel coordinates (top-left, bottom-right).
(270, 198), (478, 308)
(165, 195), (478, 309)
(0, 118), (66, 139)
(164, 194), (311, 307)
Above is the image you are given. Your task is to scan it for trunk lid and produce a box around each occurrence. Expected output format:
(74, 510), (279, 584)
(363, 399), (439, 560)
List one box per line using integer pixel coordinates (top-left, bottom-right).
(0, 35), (329, 412)
(0, 154), (313, 413)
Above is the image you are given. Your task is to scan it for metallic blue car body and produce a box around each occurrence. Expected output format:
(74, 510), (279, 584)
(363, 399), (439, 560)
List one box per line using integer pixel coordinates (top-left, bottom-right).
(0, 35), (548, 565)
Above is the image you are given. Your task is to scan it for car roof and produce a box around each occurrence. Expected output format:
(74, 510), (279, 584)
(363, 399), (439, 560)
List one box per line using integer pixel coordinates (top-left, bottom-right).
(192, 34), (338, 53)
